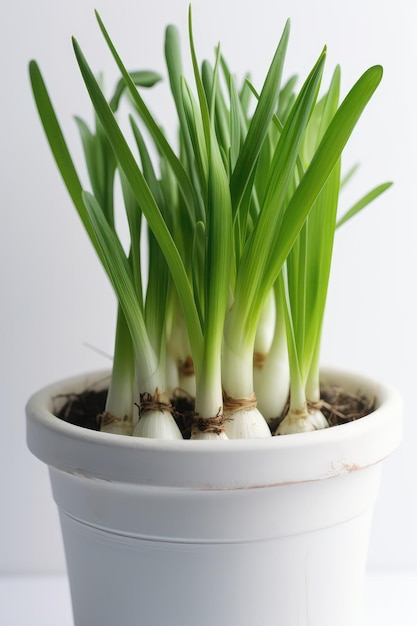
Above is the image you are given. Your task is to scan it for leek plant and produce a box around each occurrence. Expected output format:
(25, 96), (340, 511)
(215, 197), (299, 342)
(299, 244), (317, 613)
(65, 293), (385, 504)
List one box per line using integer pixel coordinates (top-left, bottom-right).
(29, 9), (391, 440)
(269, 69), (392, 434)
(29, 62), (183, 439)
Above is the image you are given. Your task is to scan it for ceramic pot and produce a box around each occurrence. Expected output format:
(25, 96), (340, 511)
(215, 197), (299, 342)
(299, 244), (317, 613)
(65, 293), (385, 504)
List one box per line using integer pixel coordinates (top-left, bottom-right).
(26, 368), (402, 626)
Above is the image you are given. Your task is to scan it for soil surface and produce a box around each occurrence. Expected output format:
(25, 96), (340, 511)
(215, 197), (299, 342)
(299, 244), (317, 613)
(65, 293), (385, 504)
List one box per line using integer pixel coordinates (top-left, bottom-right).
(55, 383), (375, 438)
(55, 390), (106, 431)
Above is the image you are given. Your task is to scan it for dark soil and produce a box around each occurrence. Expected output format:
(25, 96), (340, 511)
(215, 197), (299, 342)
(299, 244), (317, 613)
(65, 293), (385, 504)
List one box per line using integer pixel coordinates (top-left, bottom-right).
(319, 384), (376, 427)
(55, 383), (375, 438)
(55, 389), (106, 431)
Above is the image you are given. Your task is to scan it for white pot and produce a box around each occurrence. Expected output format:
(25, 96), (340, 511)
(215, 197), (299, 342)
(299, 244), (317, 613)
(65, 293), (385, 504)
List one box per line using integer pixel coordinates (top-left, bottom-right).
(26, 368), (402, 626)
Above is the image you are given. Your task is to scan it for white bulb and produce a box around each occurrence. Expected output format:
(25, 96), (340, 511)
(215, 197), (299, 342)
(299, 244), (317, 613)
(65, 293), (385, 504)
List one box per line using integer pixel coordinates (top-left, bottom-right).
(132, 410), (183, 440)
(225, 407), (272, 439)
(276, 407), (329, 435)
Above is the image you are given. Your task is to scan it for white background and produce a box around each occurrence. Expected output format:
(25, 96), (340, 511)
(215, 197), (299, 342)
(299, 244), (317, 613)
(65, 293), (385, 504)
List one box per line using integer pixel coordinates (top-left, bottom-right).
(1, 0), (416, 574)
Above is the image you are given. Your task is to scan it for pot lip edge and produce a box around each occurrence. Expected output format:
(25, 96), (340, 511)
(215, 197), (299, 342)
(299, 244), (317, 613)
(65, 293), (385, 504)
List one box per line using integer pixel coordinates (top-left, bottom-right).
(25, 367), (403, 490)
(26, 365), (403, 455)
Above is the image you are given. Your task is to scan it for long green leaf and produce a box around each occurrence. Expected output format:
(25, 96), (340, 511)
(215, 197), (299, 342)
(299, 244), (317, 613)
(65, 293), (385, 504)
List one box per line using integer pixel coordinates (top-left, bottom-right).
(303, 161), (341, 379)
(192, 220), (206, 327)
(75, 115), (116, 225)
(129, 115), (163, 208)
(231, 48), (326, 343)
(204, 138), (232, 344)
(292, 65), (341, 380)
(264, 66), (383, 298)
(336, 182), (392, 228)
(110, 70), (162, 112)
(29, 61), (98, 249)
(202, 59), (230, 157)
(340, 162), (360, 188)
(72, 37), (204, 369)
(197, 132), (233, 413)
(82, 191), (157, 379)
(119, 170), (143, 310)
(181, 76), (209, 197)
(280, 269), (305, 407)
(230, 20), (290, 211)
(188, 5), (211, 151)
(164, 24), (206, 223)
(95, 10), (198, 225)
(228, 70), (244, 170)
(145, 228), (170, 357)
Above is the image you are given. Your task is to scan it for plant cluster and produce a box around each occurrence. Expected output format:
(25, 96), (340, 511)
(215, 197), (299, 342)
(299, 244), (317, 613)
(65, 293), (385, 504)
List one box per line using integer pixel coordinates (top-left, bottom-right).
(30, 9), (391, 440)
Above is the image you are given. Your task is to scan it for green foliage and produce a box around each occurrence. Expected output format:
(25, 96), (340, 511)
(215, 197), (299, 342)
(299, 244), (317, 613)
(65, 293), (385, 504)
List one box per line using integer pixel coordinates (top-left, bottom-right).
(29, 9), (391, 429)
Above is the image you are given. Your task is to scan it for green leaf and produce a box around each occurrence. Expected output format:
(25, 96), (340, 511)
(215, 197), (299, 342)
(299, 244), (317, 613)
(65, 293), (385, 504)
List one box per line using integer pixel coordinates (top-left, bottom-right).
(230, 20), (290, 212)
(110, 70), (162, 112)
(105, 305), (135, 418)
(188, 6), (211, 152)
(340, 162), (360, 188)
(280, 269), (305, 407)
(95, 10), (198, 226)
(129, 115), (163, 208)
(75, 115), (116, 225)
(181, 76), (209, 197)
(289, 65), (341, 381)
(277, 75), (298, 121)
(28, 61), (98, 249)
(192, 220), (206, 326)
(337, 182), (392, 228)
(202, 59), (230, 157)
(72, 36), (204, 369)
(82, 191), (157, 378)
(300, 65), (340, 165)
(119, 170), (143, 310)
(231, 48), (327, 344)
(228, 71), (244, 170)
(74, 117), (98, 191)
(303, 160), (341, 380)
(164, 23), (205, 222)
(200, 129), (233, 390)
(265, 65), (384, 299)
(145, 227), (170, 357)
(205, 140), (232, 339)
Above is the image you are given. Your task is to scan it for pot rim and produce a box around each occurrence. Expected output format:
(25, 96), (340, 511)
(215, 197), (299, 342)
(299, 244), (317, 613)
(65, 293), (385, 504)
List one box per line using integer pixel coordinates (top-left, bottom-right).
(26, 367), (403, 489)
